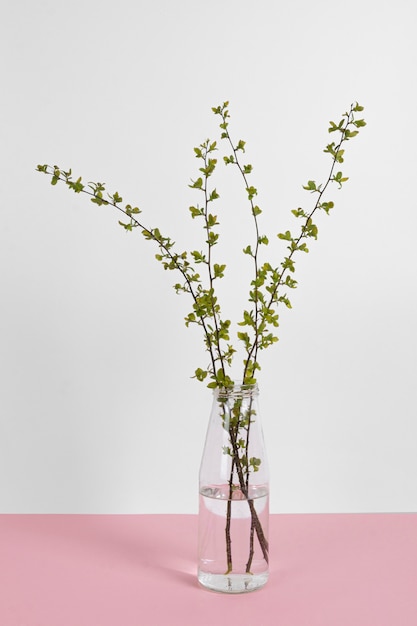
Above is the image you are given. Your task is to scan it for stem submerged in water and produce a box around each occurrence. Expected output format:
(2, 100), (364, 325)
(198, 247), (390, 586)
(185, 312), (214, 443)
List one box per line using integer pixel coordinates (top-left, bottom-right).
(222, 394), (269, 576)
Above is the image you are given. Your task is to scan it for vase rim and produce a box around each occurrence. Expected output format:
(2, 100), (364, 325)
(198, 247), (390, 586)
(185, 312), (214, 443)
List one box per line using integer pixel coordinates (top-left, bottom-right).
(214, 381), (259, 399)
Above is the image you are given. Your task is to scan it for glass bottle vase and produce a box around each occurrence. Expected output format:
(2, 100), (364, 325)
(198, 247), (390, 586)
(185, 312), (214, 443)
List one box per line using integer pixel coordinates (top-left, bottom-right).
(198, 383), (269, 593)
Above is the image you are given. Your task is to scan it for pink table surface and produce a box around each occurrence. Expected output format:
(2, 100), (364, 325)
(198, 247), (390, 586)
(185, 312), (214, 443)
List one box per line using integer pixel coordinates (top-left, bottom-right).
(0, 513), (416, 626)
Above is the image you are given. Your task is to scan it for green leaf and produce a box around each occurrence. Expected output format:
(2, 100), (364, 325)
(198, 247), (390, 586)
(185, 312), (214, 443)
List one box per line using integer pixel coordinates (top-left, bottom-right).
(209, 188), (220, 202)
(246, 186), (257, 200)
(191, 250), (206, 263)
(324, 142), (336, 156)
(285, 275), (297, 288)
(303, 180), (317, 192)
(277, 230), (292, 241)
(68, 177), (84, 193)
(207, 213), (218, 227)
(216, 368), (225, 382)
(112, 191), (123, 203)
(91, 196), (108, 206)
(328, 120), (343, 133)
(279, 295), (292, 308)
(189, 177), (203, 190)
(239, 310), (254, 327)
(194, 368), (208, 381)
(281, 257), (295, 272)
(189, 205), (203, 218)
(333, 171), (349, 187)
(118, 220), (132, 231)
(184, 312), (196, 326)
(199, 158), (217, 177)
(213, 263), (226, 278)
(320, 201), (334, 214)
(291, 207), (306, 218)
(305, 220), (318, 239)
(249, 457), (262, 471)
(344, 129), (359, 139)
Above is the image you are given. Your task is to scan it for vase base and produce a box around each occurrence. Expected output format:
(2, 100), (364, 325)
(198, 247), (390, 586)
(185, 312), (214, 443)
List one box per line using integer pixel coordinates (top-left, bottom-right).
(198, 570), (268, 594)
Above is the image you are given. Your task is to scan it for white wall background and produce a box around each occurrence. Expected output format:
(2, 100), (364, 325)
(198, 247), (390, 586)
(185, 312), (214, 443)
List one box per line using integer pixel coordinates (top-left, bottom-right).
(1, 0), (416, 514)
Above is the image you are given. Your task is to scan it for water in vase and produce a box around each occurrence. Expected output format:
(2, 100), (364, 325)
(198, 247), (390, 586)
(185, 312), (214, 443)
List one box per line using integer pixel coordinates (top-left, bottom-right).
(198, 483), (269, 593)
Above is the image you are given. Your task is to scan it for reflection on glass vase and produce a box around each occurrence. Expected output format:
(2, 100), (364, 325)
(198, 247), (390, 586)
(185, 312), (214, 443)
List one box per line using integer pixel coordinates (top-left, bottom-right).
(198, 383), (269, 593)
